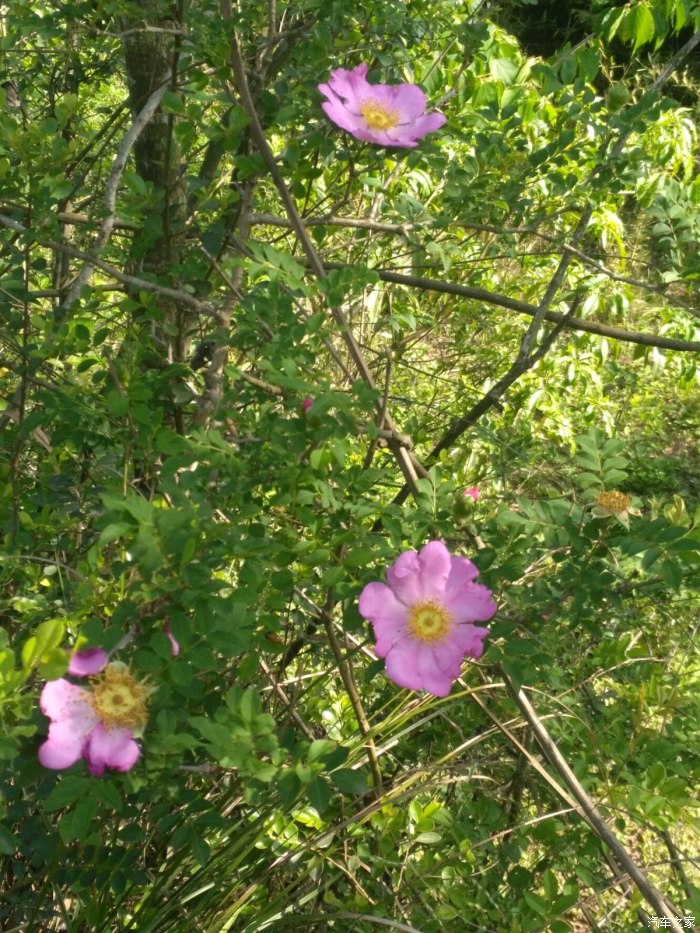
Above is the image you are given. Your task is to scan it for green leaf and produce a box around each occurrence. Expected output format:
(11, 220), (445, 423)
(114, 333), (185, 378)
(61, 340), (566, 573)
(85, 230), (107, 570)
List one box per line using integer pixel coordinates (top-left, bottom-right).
(0, 824), (16, 855)
(191, 833), (211, 867)
(602, 469), (627, 485)
(98, 522), (134, 546)
(308, 739), (337, 762)
(543, 867), (558, 902)
(161, 90), (186, 114)
(330, 768), (369, 795)
(44, 776), (91, 812)
(58, 795), (97, 844)
(627, 3), (656, 51)
(642, 547), (662, 571)
(575, 471), (602, 488)
(659, 560), (682, 589)
(523, 890), (548, 915)
(415, 831), (442, 844)
(306, 776), (332, 814)
(490, 58), (518, 85)
(21, 618), (65, 671)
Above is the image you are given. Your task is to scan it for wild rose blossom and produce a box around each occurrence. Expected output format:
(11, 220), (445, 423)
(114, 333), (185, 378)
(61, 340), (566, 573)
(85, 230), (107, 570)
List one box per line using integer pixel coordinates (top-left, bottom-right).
(38, 649), (151, 775)
(302, 397), (313, 413)
(463, 487), (480, 501)
(318, 63), (446, 148)
(592, 489), (639, 529)
(359, 541), (496, 697)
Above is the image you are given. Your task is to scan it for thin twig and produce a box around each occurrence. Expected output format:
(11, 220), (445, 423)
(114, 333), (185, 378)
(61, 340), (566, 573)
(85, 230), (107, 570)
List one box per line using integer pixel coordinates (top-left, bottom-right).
(225, 26), (427, 496)
(316, 264), (700, 353)
(0, 214), (215, 317)
(59, 79), (171, 313)
(500, 673), (688, 929)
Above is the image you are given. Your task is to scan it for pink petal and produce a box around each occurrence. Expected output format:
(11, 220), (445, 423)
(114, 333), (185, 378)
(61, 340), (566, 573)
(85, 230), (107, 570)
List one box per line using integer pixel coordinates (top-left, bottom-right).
(359, 582), (409, 657)
(443, 580), (497, 624)
(429, 639), (465, 681)
(40, 680), (97, 733)
(323, 63), (372, 109)
(38, 722), (87, 770)
(164, 624), (180, 657)
(38, 680), (97, 771)
(321, 100), (366, 134)
(383, 640), (425, 692)
(463, 487), (480, 501)
(68, 648), (109, 677)
(452, 623), (490, 659)
(416, 540), (452, 599)
(406, 111), (447, 136)
(386, 550), (422, 604)
(386, 541), (451, 604)
(359, 126), (420, 148)
(85, 724), (140, 776)
(384, 640), (453, 696)
(372, 82), (427, 119)
(446, 554), (479, 588)
(384, 112), (446, 146)
(416, 650), (455, 697)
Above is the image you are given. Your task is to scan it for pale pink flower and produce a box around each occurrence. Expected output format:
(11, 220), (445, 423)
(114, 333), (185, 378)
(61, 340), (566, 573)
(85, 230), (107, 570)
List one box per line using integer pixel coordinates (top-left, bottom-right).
(463, 487), (480, 501)
(358, 541), (496, 697)
(318, 63), (446, 148)
(164, 623), (180, 657)
(38, 649), (150, 776)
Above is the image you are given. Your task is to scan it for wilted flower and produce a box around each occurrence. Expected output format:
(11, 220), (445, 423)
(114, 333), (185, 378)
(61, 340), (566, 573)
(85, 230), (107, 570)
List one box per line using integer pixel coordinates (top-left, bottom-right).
(592, 489), (638, 529)
(463, 487), (480, 501)
(358, 541), (496, 697)
(317, 63), (446, 148)
(38, 649), (151, 775)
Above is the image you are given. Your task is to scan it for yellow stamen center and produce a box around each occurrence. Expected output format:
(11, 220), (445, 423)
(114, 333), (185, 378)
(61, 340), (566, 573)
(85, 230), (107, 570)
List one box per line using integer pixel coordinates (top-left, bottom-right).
(359, 99), (400, 131)
(407, 600), (454, 644)
(596, 490), (631, 514)
(89, 663), (151, 730)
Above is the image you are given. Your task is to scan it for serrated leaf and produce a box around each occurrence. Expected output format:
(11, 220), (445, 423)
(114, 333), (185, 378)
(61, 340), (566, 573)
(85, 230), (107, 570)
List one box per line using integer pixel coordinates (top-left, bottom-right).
(626, 3), (656, 51)
(44, 777), (91, 812)
(575, 472), (602, 488)
(603, 469), (627, 485)
(59, 795), (97, 844)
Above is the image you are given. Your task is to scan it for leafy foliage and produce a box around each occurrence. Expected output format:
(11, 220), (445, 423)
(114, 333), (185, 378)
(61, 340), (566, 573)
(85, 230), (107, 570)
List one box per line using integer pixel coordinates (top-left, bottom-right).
(1, 0), (699, 930)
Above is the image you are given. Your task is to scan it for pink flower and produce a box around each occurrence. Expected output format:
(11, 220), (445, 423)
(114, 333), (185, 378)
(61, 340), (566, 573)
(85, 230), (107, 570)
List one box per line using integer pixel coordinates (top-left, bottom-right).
(318, 63), (446, 149)
(164, 623), (180, 657)
(302, 397), (313, 413)
(38, 650), (150, 776)
(358, 541), (496, 697)
(463, 487), (480, 501)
